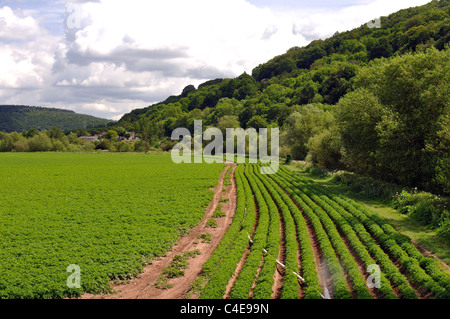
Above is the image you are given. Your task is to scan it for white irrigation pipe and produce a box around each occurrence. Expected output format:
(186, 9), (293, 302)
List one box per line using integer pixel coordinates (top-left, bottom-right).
(246, 232), (330, 299)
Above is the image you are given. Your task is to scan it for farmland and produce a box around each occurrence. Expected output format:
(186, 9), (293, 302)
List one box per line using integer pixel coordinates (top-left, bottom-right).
(0, 153), (223, 299)
(1, 153), (449, 299)
(198, 164), (450, 299)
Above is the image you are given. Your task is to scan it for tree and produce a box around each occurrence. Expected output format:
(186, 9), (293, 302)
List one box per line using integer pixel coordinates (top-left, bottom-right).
(336, 88), (386, 175)
(28, 132), (53, 152)
(47, 126), (64, 139)
(338, 47), (450, 191)
(208, 98), (243, 125)
(320, 64), (357, 104)
(339, 39), (366, 54)
(281, 104), (335, 160)
(217, 115), (240, 135)
(22, 128), (39, 139)
(246, 115), (269, 130)
(435, 109), (450, 193)
(105, 130), (119, 140)
(181, 85), (196, 97)
(306, 127), (343, 170)
(233, 73), (259, 100)
(296, 44), (327, 69)
(367, 37), (393, 60)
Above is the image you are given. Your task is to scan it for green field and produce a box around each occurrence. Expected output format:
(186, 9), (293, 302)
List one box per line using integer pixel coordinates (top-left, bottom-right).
(0, 153), (223, 298)
(1, 153), (449, 300)
(198, 164), (450, 299)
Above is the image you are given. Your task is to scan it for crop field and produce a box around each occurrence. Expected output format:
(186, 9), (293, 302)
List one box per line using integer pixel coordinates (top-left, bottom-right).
(1, 153), (449, 300)
(199, 164), (450, 299)
(0, 153), (223, 299)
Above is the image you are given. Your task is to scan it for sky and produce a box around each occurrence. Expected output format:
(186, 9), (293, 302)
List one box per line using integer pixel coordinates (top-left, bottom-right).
(0, 0), (432, 120)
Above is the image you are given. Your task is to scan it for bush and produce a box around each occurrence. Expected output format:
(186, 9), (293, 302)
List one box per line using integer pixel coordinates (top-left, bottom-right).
(330, 171), (402, 200)
(133, 140), (149, 152)
(306, 128), (343, 170)
(28, 133), (53, 152)
(13, 140), (30, 152)
(205, 219), (218, 228)
(437, 221), (450, 243)
(52, 140), (67, 152)
(394, 190), (450, 229)
(117, 141), (133, 152)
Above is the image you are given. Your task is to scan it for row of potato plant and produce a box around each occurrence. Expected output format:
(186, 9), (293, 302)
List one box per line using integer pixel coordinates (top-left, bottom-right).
(275, 170), (399, 299)
(280, 167), (450, 299)
(269, 172), (353, 299)
(229, 165), (271, 299)
(254, 165), (300, 299)
(261, 170), (323, 299)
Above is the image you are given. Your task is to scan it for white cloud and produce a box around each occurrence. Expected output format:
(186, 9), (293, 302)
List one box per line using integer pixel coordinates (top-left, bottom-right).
(0, 6), (42, 40)
(291, 0), (431, 40)
(46, 0), (309, 118)
(0, 0), (433, 120)
(0, 6), (56, 93)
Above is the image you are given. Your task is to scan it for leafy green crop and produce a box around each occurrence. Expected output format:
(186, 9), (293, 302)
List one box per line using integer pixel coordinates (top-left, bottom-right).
(0, 153), (223, 299)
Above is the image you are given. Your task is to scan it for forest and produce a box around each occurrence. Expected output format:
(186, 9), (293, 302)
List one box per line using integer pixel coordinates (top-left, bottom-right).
(114, 0), (450, 195)
(0, 105), (112, 132)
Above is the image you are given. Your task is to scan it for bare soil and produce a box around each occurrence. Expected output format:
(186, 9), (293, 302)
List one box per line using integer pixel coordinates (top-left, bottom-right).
(81, 163), (237, 299)
(271, 210), (286, 299)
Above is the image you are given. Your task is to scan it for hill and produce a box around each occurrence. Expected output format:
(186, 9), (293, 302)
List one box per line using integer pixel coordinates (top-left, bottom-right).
(119, 0), (450, 126)
(0, 105), (113, 133)
(114, 0), (449, 196)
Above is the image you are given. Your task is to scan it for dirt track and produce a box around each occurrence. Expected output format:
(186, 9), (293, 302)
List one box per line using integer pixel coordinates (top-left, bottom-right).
(82, 163), (237, 299)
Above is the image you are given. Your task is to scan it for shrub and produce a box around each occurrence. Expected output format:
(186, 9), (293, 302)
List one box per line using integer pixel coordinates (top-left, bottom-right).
(205, 219), (218, 228)
(28, 133), (53, 152)
(197, 233), (212, 243)
(394, 190), (450, 229)
(212, 204), (226, 218)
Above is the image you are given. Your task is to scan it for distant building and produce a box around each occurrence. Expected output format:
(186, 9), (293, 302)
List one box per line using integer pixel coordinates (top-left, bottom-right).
(80, 131), (138, 142)
(79, 136), (99, 142)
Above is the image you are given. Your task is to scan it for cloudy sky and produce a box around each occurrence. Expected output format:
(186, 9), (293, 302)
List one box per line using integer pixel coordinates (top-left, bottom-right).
(0, 0), (432, 120)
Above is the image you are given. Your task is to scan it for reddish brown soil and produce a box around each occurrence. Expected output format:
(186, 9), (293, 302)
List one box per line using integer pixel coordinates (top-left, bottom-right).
(271, 210), (286, 299)
(81, 163), (237, 299)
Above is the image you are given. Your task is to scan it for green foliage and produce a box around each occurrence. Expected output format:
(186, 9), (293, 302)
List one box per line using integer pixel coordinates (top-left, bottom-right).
(197, 233), (212, 243)
(394, 190), (450, 232)
(0, 153), (223, 299)
(335, 88), (386, 175)
(306, 127), (343, 170)
(281, 104), (335, 160)
(206, 218), (218, 228)
(337, 47), (450, 193)
(212, 204), (226, 218)
(0, 105), (112, 133)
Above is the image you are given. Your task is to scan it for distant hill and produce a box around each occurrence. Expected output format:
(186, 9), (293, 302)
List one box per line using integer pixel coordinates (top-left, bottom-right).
(0, 105), (113, 132)
(119, 0), (450, 126)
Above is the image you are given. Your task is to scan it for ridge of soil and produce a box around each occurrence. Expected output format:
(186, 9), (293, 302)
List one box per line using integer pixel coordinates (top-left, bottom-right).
(81, 163), (237, 299)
